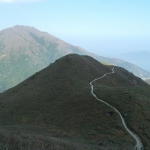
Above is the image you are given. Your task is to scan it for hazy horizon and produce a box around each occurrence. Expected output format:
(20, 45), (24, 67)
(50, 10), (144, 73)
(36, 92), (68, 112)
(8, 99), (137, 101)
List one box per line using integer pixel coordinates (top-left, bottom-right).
(0, 0), (150, 71)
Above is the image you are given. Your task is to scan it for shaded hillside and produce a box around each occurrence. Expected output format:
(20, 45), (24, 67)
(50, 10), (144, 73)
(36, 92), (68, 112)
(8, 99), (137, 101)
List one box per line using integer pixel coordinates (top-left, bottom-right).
(0, 25), (150, 93)
(0, 54), (149, 149)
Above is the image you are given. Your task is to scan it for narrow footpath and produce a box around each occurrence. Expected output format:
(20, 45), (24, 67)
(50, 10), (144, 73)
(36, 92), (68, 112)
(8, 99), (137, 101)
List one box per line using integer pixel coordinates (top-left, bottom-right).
(90, 67), (143, 150)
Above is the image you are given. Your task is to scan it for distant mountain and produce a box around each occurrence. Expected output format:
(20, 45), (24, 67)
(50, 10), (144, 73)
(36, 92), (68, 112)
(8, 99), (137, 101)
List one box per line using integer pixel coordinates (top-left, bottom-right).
(117, 51), (150, 71)
(0, 54), (149, 149)
(145, 79), (150, 85)
(0, 25), (150, 93)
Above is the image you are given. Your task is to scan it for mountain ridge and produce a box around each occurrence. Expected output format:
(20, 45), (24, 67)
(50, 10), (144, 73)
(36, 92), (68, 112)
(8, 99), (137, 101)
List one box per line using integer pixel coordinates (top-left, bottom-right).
(0, 25), (150, 93)
(0, 54), (149, 149)
(117, 50), (150, 71)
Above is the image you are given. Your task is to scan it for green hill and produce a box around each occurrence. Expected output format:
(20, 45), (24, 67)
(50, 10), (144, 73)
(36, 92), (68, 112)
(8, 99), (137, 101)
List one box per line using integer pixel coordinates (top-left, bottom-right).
(0, 54), (149, 149)
(0, 25), (150, 93)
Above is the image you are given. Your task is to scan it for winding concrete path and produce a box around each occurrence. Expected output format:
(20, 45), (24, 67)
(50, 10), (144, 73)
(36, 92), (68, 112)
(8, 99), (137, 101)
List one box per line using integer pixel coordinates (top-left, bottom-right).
(90, 67), (143, 150)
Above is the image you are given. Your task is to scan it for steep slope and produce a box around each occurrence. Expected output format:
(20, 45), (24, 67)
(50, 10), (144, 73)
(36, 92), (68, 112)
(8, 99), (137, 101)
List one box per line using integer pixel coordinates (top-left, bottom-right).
(0, 54), (149, 149)
(0, 25), (86, 93)
(0, 25), (150, 93)
(86, 54), (150, 79)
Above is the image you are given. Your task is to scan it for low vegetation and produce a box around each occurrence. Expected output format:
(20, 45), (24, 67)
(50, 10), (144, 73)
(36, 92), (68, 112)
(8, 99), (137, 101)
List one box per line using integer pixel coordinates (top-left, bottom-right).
(0, 127), (96, 150)
(94, 80), (150, 149)
(0, 54), (149, 149)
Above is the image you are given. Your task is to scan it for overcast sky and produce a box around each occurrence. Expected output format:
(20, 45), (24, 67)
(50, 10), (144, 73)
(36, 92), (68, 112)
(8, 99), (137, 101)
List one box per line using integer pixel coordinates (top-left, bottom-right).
(0, 0), (150, 58)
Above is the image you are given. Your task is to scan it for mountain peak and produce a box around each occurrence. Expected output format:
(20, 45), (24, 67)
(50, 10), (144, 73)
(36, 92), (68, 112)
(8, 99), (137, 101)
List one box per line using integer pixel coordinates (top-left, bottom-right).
(0, 26), (150, 93)
(0, 54), (149, 149)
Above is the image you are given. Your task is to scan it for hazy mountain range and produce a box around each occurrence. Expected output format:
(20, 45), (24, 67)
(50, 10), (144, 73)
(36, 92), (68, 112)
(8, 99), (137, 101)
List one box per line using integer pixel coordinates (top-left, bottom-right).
(145, 79), (150, 84)
(117, 51), (150, 72)
(0, 25), (150, 93)
(0, 54), (149, 149)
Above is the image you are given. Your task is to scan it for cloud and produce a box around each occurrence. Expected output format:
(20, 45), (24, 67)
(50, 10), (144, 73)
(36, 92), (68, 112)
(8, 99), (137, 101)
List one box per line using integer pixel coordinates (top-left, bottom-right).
(0, 0), (42, 3)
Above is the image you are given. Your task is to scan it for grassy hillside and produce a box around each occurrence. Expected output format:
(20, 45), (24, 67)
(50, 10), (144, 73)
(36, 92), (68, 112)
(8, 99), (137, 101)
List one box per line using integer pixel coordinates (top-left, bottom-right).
(0, 54), (149, 149)
(0, 25), (150, 93)
(0, 26), (86, 93)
